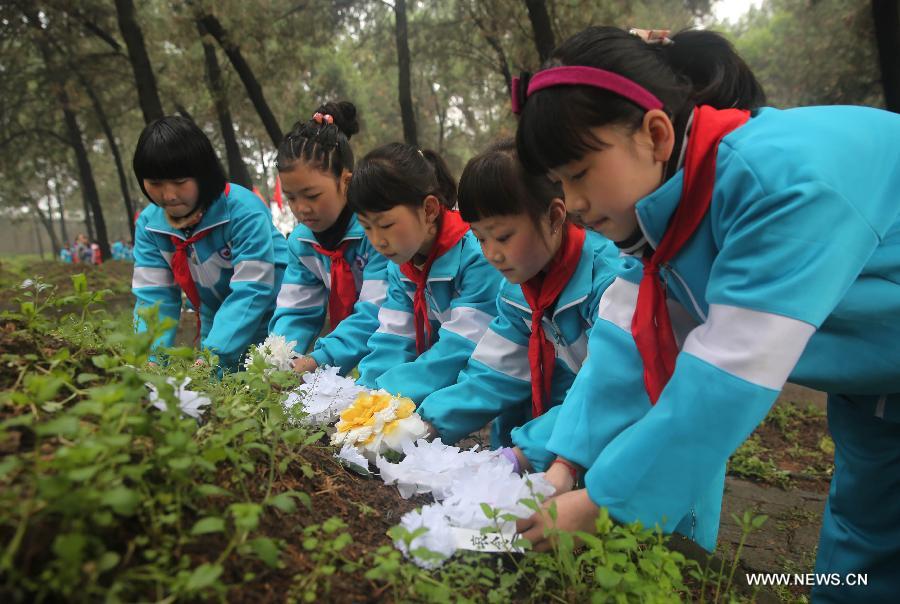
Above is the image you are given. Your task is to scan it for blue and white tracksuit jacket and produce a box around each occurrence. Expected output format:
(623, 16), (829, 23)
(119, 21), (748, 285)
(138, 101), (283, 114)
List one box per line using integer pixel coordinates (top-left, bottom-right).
(417, 232), (630, 471)
(546, 106), (900, 562)
(356, 232), (502, 403)
(132, 183), (288, 369)
(269, 215), (389, 373)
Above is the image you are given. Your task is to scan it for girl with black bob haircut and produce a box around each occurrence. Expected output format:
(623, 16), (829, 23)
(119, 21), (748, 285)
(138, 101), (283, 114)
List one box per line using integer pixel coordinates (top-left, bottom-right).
(348, 142), (502, 406)
(133, 115), (227, 227)
(513, 25), (900, 604)
(131, 115), (288, 372)
(418, 138), (637, 482)
(269, 101), (391, 377)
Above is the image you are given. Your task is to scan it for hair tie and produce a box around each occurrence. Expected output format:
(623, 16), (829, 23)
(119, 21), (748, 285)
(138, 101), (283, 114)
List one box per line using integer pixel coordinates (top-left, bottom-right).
(628, 28), (673, 46)
(312, 112), (324, 124)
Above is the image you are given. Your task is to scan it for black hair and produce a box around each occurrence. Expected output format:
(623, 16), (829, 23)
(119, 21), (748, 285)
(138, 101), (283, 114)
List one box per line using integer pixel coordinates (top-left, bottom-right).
(347, 143), (457, 214)
(517, 26), (766, 174)
(276, 100), (359, 179)
(132, 115), (227, 212)
(458, 138), (561, 232)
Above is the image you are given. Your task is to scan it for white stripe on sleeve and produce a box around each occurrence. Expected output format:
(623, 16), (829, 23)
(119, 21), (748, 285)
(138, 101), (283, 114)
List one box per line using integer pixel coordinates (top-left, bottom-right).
(276, 283), (327, 310)
(471, 329), (531, 381)
(441, 306), (494, 343)
(133, 266), (176, 289)
(359, 279), (388, 305)
(375, 307), (416, 339)
(232, 260), (275, 285)
(683, 303), (815, 390)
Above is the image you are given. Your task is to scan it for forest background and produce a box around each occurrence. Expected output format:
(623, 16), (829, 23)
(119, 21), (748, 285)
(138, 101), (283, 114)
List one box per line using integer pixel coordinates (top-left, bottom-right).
(0, 0), (897, 258)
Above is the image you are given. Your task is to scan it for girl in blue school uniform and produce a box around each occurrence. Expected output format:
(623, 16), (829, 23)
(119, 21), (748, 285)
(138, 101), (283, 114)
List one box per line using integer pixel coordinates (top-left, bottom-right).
(511, 26), (900, 602)
(349, 143), (501, 403)
(416, 138), (633, 475)
(131, 116), (288, 371)
(268, 101), (389, 374)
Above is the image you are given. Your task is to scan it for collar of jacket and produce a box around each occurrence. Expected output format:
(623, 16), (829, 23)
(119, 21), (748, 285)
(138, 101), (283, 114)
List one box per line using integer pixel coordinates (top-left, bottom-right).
(144, 190), (230, 240)
(398, 232), (467, 283)
(295, 213), (364, 246)
(500, 235), (595, 319)
(633, 169), (686, 251)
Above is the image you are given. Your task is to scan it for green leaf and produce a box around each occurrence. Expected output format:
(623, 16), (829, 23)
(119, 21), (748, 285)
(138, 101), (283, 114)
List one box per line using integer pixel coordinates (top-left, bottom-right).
(250, 537), (280, 568)
(266, 493), (296, 513)
(168, 456), (193, 471)
(191, 517), (226, 535)
(97, 551), (121, 573)
(594, 566), (622, 589)
(35, 416), (79, 437)
(103, 486), (141, 516)
(185, 562), (223, 591)
(229, 503), (262, 532)
(53, 533), (87, 564)
(196, 484), (232, 498)
(71, 273), (88, 294)
(77, 373), (100, 384)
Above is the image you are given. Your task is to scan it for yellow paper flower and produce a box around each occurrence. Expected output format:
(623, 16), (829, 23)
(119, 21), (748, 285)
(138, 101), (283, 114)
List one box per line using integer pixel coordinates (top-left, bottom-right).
(331, 390), (428, 462)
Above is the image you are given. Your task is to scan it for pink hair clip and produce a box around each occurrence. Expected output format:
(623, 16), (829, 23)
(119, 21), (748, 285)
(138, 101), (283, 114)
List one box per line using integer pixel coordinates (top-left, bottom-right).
(312, 112), (324, 123)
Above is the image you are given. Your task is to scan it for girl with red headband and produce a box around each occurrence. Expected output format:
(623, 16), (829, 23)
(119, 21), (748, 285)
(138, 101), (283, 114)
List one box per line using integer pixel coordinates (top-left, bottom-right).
(349, 143), (501, 404)
(416, 138), (638, 479)
(269, 101), (390, 375)
(513, 26), (900, 602)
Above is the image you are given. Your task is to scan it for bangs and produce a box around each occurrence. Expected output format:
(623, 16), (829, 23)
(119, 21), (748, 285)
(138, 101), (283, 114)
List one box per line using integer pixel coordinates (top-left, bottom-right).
(457, 153), (523, 223)
(133, 120), (211, 181)
(347, 158), (417, 214)
(516, 86), (642, 174)
(132, 116), (226, 209)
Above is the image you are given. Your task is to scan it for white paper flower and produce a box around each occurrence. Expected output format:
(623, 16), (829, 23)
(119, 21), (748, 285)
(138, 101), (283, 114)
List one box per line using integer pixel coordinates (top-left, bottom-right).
(334, 443), (370, 474)
(440, 463), (554, 530)
(395, 504), (457, 569)
(283, 365), (365, 426)
(330, 390), (429, 462)
(20, 279), (34, 289)
(147, 377), (211, 419)
(244, 334), (299, 373)
(377, 438), (495, 500)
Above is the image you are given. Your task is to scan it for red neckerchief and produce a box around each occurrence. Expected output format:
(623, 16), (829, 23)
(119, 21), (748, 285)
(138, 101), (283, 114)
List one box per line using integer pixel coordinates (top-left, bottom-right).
(399, 207), (470, 354)
(520, 222), (586, 417)
(168, 183), (230, 343)
(631, 106), (750, 404)
(311, 240), (357, 328)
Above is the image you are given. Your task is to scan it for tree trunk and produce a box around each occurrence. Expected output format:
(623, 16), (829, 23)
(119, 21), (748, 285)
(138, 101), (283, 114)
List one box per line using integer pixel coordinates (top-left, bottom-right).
(114, 0), (165, 123)
(872, 0), (900, 113)
(28, 197), (61, 256)
(42, 175), (60, 253)
(523, 0), (555, 63)
(62, 100), (110, 258)
(32, 214), (45, 259)
(74, 69), (137, 240)
(393, 0), (418, 146)
(53, 174), (70, 245)
(198, 20), (253, 189)
(198, 13), (283, 146)
(466, 3), (513, 92)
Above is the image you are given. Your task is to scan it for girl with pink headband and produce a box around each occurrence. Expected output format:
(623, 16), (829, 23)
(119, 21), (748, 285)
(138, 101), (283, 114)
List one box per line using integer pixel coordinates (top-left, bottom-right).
(514, 26), (900, 603)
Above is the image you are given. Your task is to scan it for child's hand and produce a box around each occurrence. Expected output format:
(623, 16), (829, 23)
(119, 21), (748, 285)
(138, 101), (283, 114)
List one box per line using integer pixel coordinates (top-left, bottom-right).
(544, 458), (576, 495)
(292, 356), (318, 374)
(515, 489), (600, 552)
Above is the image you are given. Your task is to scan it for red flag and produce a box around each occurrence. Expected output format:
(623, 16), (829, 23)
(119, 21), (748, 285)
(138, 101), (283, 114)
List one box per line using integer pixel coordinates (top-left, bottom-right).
(273, 175), (283, 210)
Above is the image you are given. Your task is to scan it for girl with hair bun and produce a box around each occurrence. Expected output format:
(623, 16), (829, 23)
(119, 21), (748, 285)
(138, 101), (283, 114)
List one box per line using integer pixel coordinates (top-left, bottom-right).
(349, 142), (502, 404)
(269, 101), (390, 375)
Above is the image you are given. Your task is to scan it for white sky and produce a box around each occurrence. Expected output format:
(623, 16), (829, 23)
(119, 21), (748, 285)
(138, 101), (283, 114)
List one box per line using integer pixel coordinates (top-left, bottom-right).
(712, 0), (765, 23)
